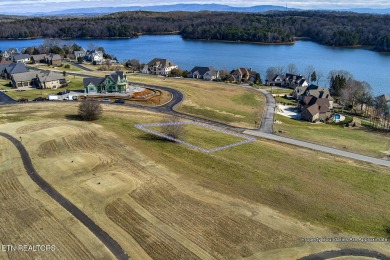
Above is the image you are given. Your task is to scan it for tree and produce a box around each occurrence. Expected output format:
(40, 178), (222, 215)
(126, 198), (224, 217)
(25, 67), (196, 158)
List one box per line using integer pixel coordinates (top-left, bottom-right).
(305, 65), (315, 83)
(78, 100), (102, 121)
(287, 63), (298, 74)
(310, 71), (317, 83)
(266, 66), (278, 82)
(77, 56), (84, 63)
(316, 71), (323, 86)
(170, 68), (183, 77)
(161, 115), (186, 139)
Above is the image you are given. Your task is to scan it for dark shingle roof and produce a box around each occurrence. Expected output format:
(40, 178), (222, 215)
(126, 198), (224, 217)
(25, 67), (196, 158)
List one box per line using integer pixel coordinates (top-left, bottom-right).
(147, 58), (176, 68)
(83, 77), (104, 88)
(5, 63), (28, 75)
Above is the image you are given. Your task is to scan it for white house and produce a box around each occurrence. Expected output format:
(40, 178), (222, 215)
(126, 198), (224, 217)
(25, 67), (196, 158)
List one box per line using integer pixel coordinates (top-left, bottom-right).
(142, 58), (178, 75)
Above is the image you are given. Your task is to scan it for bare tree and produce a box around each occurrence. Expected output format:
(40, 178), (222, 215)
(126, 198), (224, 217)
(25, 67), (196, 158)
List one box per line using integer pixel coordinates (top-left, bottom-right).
(287, 63), (298, 74)
(78, 100), (103, 121)
(161, 115), (186, 139)
(266, 66), (278, 82)
(305, 65), (315, 83)
(316, 71), (323, 86)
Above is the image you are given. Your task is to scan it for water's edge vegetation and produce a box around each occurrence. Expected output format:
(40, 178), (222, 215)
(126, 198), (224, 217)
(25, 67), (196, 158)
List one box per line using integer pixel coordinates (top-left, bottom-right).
(1, 11), (390, 52)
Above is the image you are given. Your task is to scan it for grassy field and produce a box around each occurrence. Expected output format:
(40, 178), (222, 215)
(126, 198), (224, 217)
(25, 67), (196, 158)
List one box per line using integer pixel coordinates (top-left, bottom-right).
(275, 96), (297, 105)
(148, 123), (248, 150)
(32, 63), (82, 72)
(274, 114), (390, 158)
(128, 73), (265, 128)
(1, 103), (390, 259)
(4, 76), (84, 100)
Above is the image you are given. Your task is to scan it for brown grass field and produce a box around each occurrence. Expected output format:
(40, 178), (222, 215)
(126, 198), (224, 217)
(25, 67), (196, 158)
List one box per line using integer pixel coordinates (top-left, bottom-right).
(0, 103), (389, 260)
(0, 132), (114, 260)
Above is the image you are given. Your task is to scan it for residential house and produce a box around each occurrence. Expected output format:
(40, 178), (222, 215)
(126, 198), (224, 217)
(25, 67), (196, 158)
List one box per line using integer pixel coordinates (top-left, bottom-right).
(74, 50), (87, 58)
(11, 71), (38, 88)
(87, 50), (103, 64)
(266, 74), (284, 86)
(11, 70), (67, 89)
(228, 68), (260, 83)
(187, 66), (219, 81)
(0, 59), (13, 65)
(300, 95), (331, 122)
(12, 54), (31, 63)
(83, 71), (128, 94)
(0, 48), (18, 59)
(142, 58), (178, 75)
(46, 54), (62, 66)
(284, 73), (308, 89)
(36, 70), (67, 89)
(31, 54), (48, 64)
(0, 63), (28, 79)
(293, 84), (334, 109)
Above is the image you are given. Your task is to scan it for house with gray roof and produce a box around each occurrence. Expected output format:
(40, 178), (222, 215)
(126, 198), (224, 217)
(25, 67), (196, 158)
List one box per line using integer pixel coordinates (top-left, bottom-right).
(1, 63), (28, 79)
(83, 71), (128, 94)
(294, 84), (334, 109)
(12, 54), (31, 63)
(187, 66), (219, 81)
(11, 70), (66, 89)
(31, 54), (48, 64)
(46, 54), (62, 66)
(142, 58), (178, 75)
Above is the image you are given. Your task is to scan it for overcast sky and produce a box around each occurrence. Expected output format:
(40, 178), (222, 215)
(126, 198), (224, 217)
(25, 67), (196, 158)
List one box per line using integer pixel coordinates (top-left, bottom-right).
(2, 0), (390, 13)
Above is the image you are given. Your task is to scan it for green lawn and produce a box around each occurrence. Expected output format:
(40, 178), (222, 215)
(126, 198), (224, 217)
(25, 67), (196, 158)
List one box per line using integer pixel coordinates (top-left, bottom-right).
(33, 63), (82, 72)
(4, 76), (84, 100)
(274, 114), (390, 158)
(128, 74), (266, 128)
(148, 123), (247, 150)
(1, 103), (390, 239)
(97, 108), (390, 239)
(275, 96), (297, 106)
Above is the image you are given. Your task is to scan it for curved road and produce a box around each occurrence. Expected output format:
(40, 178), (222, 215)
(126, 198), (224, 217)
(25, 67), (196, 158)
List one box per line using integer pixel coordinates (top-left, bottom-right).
(298, 248), (390, 260)
(0, 133), (129, 260)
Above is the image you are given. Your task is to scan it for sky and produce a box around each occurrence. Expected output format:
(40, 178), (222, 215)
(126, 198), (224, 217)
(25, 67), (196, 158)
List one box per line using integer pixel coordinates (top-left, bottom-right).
(2, 0), (390, 13)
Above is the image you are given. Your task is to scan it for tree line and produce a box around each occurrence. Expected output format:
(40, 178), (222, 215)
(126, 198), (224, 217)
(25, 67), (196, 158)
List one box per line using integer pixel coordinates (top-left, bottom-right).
(1, 11), (390, 51)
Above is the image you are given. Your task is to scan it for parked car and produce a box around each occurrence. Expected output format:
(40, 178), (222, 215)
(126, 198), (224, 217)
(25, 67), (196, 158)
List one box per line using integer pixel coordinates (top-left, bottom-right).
(17, 98), (28, 102)
(114, 99), (125, 104)
(33, 97), (45, 102)
(101, 98), (110, 102)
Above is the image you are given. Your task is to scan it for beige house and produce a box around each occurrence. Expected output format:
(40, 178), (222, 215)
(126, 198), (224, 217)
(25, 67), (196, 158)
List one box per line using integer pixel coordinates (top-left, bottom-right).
(11, 70), (67, 89)
(142, 58), (178, 75)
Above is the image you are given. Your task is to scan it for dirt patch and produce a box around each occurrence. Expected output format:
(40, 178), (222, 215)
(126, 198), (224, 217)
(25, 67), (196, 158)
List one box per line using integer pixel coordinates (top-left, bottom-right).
(16, 122), (58, 134)
(0, 169), (96, 260)
(106, 198), (201, 260)
(129, 178), (300, 259)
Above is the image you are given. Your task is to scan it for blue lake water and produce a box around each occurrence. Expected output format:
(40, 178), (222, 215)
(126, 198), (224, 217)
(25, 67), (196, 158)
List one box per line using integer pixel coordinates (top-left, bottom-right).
(0, 35), (389, 95)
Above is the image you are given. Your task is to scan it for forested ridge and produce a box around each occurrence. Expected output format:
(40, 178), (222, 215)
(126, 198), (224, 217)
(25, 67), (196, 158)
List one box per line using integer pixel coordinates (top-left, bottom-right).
(1, 11), (390, 51)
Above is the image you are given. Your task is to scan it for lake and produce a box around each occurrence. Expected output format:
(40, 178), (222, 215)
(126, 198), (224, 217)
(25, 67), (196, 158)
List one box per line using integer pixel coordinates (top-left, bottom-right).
(0, 35), (389, 95)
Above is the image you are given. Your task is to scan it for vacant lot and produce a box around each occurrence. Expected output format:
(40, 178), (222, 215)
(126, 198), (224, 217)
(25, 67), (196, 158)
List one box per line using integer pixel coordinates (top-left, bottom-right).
(274, 114), (390, 159)
(0, 103), (389, 259)
(128, 73), (265, 128)
(147, 123), (249, 150)
(0, 134), (114, 260)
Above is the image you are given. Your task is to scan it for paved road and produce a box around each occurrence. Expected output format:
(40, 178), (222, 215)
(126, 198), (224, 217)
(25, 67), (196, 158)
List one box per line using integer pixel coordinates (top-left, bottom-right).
(1, 71), (388, 167)
(0, 91), (16, 105)
(64, 60), (94, 72)
(298, 248), (390, 260)
(0, 133), (129, 260)
(244, 130), (390, 167)
(232, 84), (276, 132)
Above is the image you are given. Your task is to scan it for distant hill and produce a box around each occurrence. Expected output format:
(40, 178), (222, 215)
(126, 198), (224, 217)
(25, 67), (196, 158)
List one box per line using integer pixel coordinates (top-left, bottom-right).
(4, 4), (295, 16)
